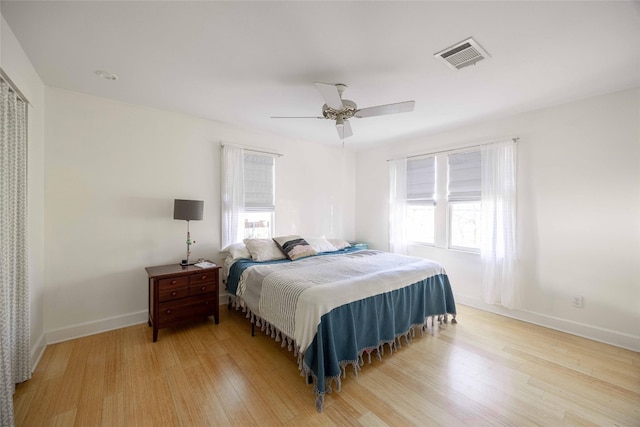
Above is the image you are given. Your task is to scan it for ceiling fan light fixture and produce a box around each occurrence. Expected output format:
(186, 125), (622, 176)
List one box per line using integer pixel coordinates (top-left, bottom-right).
(336, 118), (353, 140)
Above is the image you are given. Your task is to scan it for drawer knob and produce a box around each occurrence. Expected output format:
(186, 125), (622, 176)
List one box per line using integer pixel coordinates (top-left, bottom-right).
(166, 309), (172, 314)
(171, 291), (177, 296)
(201, 286), (206, 291)
(171, 280), (177, 285)
(201, 275), (207, 280)
(205, 301), (209, 305)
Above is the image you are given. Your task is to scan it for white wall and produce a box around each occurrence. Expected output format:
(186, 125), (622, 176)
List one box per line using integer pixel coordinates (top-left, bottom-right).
(355, 88), (640, 350)
(43, 87), (355, 342)
(1, 15), (47, 368)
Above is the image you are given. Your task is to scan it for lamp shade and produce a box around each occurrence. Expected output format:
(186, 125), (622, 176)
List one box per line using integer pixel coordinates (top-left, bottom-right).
(173, 199), (204, 221)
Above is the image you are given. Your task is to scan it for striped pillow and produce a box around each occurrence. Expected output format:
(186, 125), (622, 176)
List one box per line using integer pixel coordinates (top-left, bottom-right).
(272, 235), (317, 261)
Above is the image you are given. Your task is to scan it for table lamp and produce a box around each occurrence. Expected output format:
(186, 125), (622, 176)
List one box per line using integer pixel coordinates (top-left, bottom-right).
(173, 199), (204, 266)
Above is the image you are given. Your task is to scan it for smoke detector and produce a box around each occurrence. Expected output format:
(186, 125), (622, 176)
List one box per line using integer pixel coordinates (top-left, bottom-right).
(95, 70), (118, 80)
(434, 37), (490, 70)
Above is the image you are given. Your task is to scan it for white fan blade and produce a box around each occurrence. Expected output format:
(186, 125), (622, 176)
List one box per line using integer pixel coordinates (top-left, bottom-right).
(314, 82), (344, 110)
(271, 116), (324, 119)
(336, 119), (353, 139)
(354, 101), (415, 118)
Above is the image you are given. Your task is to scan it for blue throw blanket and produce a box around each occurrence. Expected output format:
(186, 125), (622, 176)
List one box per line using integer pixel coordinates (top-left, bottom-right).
(226, 248), (456, 412)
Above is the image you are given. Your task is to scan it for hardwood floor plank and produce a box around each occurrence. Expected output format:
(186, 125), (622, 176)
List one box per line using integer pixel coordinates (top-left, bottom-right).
(48, 408), (75, 427)
(14, 305), (639, 426)
(42, 341), (73, 382)
(101, 392), (125, 427)
(164, 363), (223, 426)
(198, 353), (260, 425)
(102, 328), (124, 398)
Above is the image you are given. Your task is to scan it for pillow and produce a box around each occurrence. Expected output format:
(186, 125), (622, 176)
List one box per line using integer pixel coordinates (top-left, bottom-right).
(243, 238), (287, 262)
(303, 236), (338, 253)
(327, 238), (351, 250)
(220, 242), (251, 261)
(272, 235), (317, 261)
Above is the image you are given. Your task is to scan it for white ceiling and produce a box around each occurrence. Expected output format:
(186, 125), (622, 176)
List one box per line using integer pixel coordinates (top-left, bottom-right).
(2, 1), (639, 149)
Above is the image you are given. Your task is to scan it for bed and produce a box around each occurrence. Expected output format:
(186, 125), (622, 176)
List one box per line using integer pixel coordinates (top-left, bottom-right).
(223, 236), (456, 412)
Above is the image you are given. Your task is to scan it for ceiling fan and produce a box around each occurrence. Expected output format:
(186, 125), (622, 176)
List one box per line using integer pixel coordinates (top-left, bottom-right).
(271, 82), (415, 139)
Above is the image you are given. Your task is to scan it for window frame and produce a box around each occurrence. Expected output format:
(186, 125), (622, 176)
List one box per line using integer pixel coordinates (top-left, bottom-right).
(241, 152), (276, 240)
(445, 150), (482, 253)
(407, 151), (483, 254)
(220, 146), (277, 247)
(240, 211), (274, 240)
(447, 201), (481, 253)
(405, 156), (436, 245)
(406, 203), (436, 246)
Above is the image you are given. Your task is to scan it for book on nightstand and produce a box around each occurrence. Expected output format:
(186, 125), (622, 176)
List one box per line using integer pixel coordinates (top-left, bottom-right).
(194, 261), (216, 268)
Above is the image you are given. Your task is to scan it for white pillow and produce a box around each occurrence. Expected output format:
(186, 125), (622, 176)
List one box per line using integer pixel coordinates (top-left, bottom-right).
(327, 238), (351, 250)
(221, 242), (251, 261)
(243, 238), (286, 262)
(303, 236), (338, 253)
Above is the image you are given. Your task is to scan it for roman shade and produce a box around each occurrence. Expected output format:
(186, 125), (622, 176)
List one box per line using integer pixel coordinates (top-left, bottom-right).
(244, 153), (275, 211)
(448, 150), (481, 202)
(407, 156), (436, 205)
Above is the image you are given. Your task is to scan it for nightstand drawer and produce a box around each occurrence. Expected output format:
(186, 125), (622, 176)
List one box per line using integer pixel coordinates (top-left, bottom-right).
(190, 283), (216, 296)
(158, 296), (216, 327)
(191, 272), (215, 284)
(158, 275), (189, 291)
(159, 286), (189, 302)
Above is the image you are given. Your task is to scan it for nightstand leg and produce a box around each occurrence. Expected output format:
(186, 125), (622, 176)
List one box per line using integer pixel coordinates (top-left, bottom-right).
(153, 326), (158, 342)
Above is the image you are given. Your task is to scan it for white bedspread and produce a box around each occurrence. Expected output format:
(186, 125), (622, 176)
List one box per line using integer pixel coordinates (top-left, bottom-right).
(235, 250), (445, 354)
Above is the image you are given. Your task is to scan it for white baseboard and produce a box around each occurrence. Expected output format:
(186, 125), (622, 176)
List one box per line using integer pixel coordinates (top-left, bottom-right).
(455, 295), (640, 352)
(45, 310), (149, 345)
(43, 299), (231, 346)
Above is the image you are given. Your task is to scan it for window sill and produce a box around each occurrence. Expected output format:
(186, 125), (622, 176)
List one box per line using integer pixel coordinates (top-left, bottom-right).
(408, 241), (436, 248)
(447, 246), (480, 255)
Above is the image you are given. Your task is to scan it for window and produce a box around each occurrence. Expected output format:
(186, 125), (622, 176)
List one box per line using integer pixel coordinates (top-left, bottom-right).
(447, 150), (481, 251)
(389, 149), (483, 253)
(241, 153), (275, 239)
(449, 202), (481, 249)
(221, 146), (276, 248)
(405, 157), (436, 244)
(240, 212), (272, 239)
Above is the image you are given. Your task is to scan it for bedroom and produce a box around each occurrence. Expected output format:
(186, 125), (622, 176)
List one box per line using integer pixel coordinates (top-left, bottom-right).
(0, 1), (638, 425)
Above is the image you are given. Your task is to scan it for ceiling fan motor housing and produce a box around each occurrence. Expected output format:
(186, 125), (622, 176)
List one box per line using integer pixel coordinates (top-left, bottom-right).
(322, 99), (357, 120)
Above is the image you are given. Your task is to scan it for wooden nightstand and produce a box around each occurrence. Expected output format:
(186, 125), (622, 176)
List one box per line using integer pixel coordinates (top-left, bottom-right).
(145, 263), (220, 342)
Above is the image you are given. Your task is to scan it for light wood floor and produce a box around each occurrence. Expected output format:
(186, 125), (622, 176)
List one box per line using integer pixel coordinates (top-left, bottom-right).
(13, 304), (640, 426)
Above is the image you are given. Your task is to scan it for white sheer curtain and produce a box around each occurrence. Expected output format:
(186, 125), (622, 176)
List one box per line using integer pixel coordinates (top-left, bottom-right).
(221, 145), (245, 249)
(0, 79), (31, 426)
(480, 140), (517, 308)
(388, 158), (408, 254)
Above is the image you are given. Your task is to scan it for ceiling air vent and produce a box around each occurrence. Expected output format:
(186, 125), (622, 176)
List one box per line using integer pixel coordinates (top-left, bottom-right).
(435, 37), (490, 70)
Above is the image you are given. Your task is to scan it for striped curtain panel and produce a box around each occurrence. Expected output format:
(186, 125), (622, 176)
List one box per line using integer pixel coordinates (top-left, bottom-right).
(0, 79), (30, 426)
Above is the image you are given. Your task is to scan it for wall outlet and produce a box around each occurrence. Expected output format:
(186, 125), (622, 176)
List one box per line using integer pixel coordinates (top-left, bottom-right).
(572, 295), (584, 308)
